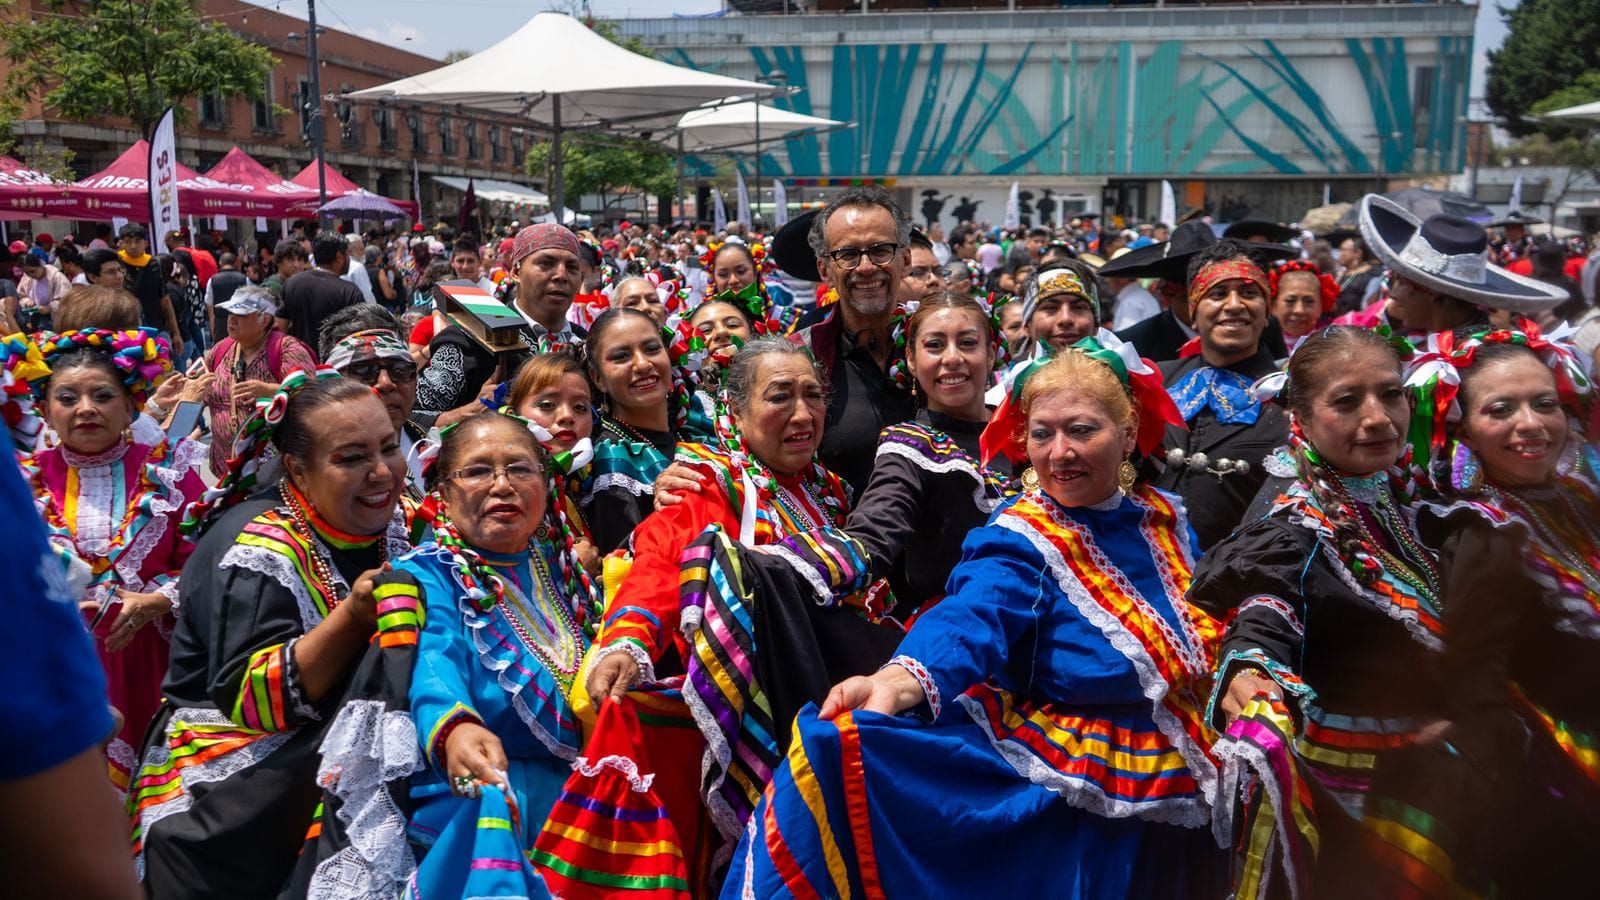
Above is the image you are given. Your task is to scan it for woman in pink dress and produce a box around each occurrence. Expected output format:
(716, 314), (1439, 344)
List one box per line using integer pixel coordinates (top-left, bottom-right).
(17, 328), (206, 793)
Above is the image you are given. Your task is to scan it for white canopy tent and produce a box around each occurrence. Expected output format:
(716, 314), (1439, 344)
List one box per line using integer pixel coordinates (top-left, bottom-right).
(1541, 99), (1600, 122)
(347, 12), (777, 217)
(674, 100), (846, 155)
(433, 176), (549, 207)
(671, 99), (849, 222)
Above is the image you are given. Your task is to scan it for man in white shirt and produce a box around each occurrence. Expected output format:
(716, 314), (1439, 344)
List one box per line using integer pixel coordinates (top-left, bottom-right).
(449, 239), (497, 294)
(342, 233), (376, 302)
(1106, 273), (1161, 330)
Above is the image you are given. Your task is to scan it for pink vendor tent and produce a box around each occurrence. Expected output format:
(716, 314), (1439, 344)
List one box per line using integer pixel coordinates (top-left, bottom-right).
(202, 147), (322, 218)
(63, 141), (284, 222)
(290, 161), (418, 219)
(0, 156), (78, 220)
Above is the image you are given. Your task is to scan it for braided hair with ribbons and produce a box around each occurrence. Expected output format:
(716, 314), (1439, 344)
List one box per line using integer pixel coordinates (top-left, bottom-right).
(181, 366), (341, 535)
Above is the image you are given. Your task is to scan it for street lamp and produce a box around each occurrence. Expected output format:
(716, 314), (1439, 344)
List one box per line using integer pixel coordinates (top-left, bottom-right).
(285, 5), (328, 206)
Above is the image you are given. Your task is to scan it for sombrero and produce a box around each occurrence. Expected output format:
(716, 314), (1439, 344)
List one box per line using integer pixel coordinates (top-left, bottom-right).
(1098, 220), (1297, 283)
(1222, 220), (1300, 244)
(770, 208), (822, 281)
(1358, 194), (1566, 313)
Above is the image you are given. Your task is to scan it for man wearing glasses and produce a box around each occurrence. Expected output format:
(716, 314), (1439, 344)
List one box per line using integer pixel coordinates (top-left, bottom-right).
(897, 229), (948, 309)
(792, 186), (917, 493)
(319, 304), (427, 496)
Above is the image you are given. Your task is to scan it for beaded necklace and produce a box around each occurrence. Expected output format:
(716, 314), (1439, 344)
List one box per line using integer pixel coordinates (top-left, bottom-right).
(1497, 486), (1600, 596)
(282, 481), (387, 604)
(1327, 473), (1442, 606)
(602, 415), (662, 448)
(429, 503), (587, 691)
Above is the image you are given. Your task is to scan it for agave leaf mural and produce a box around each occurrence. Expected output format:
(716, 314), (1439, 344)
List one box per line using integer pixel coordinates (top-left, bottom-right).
(666, 32), (1463, 179)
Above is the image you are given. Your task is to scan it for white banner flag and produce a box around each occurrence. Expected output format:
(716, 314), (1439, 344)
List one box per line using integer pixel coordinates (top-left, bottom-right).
(1003, 181), (1020, 229)
(1509, 172), (1524, 212)
(772, 180), (789, 228)
(147, 107), (180, 237)
(712, 187), (728, 232)
(734, 170), (751, 227)
(1158, 180), (1177, 229)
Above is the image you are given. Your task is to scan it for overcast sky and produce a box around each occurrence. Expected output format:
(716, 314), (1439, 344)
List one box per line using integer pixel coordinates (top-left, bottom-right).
(247, 0), (1513, 100)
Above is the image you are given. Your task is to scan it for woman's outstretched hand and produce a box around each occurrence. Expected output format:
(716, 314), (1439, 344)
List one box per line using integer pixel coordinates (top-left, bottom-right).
(586, 650), (641, 707)
(819, 665), (926, 720)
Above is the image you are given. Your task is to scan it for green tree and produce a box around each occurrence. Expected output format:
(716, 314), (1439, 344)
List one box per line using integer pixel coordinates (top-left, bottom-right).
(1485, 0), (1600, 137)
(0, 0), (276, 140)
(525, 139), (676, 211)
(441, 48), (473, 64)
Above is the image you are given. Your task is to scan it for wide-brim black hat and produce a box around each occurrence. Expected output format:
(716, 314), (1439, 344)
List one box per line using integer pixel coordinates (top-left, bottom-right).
(770, 208), (821, 281)
(1358, 194), (1566, 313)
(1223, 219), (1300, 244)
(1098, 220), (1297, 282)
(1487, 209), (1545, 228)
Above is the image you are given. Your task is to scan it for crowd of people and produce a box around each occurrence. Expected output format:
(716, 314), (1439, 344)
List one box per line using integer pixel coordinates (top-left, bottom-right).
(2, 183), (1599, 899)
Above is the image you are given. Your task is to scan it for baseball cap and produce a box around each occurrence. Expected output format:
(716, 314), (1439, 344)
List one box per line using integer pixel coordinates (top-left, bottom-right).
(217, 287), (279, 317)
(8, 240), (26, 254)
(35, 233), (53, 246)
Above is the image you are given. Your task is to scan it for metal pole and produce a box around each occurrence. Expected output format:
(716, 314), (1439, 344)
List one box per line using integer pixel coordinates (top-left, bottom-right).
(307, 0), (327, 205)
(754, 99), (760, 225)
(676, 129), (685, 224)
(551, 95), (564, 224)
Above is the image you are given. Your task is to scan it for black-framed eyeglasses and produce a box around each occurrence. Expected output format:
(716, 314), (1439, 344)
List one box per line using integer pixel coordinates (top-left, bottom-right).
(907, 266), (947, 281)
(826, 242), (901, 269)
(343, 359), (418, 386)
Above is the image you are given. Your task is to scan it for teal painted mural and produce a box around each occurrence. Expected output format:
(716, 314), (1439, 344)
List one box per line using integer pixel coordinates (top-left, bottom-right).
(673, 37), (1472, 179)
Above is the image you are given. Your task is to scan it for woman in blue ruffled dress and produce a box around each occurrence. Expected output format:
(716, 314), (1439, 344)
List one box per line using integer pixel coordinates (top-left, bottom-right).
(724, 339), (1226, 898)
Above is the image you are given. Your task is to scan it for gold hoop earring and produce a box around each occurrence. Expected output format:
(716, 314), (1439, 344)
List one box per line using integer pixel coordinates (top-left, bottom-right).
(1021, 467), (1040, 492)
(1118, 459), (1137, 494)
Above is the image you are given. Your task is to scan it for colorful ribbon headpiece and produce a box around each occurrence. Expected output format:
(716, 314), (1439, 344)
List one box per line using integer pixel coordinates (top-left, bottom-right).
(1022, 266), (1097, 324)
(181, 365), (339, 536)
(1404, 321), (1594, 475)
(33, 328), (173, 409)
(1188, 257), (1269, 305)
(979, 328), (1183, 465)
(324, 328), (411, 371)
(0, 332), (49, 452)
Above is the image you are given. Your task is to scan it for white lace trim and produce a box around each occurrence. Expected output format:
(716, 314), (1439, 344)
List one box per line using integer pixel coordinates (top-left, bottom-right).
(747, 543), (833, 605)
(590, 639), (657, 685)
(307, 700), (421, 900)
(1262, 447), (1296, 478)
(875, 440), (1004, 514)
(1212, 730), (1294, 892)
(885, 655), (940, 721)
(1239, 594), (1304, 636)
(220, 542), (340, 633)
(572, 753), (655, 793)
(956, 693), (1212, 829)
(106, 737), (137, 801)
(995, 504), (1220, 811)
(132, 707), (297, 881)
(588, 471), (655, 498)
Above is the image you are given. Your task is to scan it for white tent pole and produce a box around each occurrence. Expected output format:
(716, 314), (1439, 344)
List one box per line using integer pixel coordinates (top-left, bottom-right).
(753, 99), (760, 225)
(676, 130), (686, 224)
(551, 95), (564, 225)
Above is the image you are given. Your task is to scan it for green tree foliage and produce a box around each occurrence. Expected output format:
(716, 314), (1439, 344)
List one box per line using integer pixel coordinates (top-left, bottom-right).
(525, 139), (676, 210)
(1485, 0), (1600, 137)
(0, 0), (277, 139)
